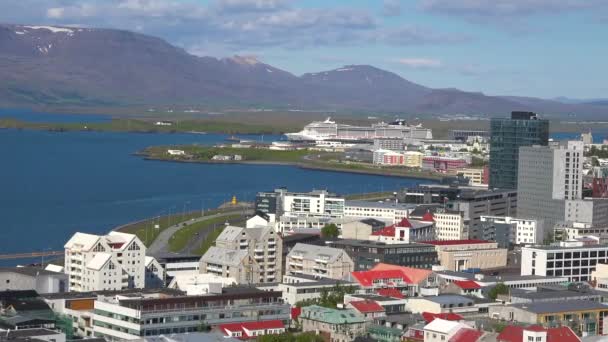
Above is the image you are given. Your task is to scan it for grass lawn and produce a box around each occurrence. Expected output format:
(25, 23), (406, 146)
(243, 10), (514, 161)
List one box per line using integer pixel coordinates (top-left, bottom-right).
(118, 209), (223, 247)
(168, 214), (242, 253)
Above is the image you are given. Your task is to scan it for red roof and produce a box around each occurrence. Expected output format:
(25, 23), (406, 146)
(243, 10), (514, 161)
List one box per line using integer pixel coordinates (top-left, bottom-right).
(422, 312), (464, 323)
(453, 280), (481, 290)
(291, 307), (301, 320)
(449, 328), (483, 342)
(349, 300), (385, 313)
(370, 263), (433, 285)
(396, 218), (412, 228)
(220, 320), (285, 339)
(376, 288), (405, 299)
(371, 226), (396, 237)
(497, 326), (580, 342)
(421, 239), (490, 246)
(351, 269), (412, 286)
(421, 212), (435, 222)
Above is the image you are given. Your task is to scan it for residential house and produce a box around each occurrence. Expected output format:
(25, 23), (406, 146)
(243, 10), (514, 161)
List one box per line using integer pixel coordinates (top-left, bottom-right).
(300, 305), (367, 342)
(285, 243), (354, 280)
(368, 218), (435, 244)
(218, 320), (286, 340)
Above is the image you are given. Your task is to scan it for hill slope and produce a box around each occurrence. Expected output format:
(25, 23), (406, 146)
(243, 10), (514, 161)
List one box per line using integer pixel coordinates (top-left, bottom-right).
(0, 23), (606, 118)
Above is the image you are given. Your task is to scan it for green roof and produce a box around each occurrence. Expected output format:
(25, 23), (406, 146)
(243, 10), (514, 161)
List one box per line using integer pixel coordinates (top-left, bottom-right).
(301, 305), (366, 325)
(368, 325), (403, 336)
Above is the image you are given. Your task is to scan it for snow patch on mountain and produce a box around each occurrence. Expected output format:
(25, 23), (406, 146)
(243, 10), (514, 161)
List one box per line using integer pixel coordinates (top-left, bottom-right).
(23, 25), (74, 34)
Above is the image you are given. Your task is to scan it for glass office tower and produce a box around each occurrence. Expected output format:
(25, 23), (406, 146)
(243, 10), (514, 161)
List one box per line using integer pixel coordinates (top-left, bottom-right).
(489, 111), (549, 189)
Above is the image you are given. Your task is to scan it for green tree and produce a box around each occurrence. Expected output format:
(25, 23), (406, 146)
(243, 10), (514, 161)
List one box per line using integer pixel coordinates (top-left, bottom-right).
(321, 223), (340, 239)
(488, 283), (509, 300)
(296, 283), (357, 308)
(257, 332), (324, 342)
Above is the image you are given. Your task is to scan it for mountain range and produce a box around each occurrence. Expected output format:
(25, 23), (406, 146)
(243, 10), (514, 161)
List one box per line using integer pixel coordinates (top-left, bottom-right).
(0, 23), (606, 119)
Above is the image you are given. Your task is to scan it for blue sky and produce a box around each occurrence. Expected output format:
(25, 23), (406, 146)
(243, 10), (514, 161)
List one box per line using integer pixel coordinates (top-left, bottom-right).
(2, 0), (607, 99)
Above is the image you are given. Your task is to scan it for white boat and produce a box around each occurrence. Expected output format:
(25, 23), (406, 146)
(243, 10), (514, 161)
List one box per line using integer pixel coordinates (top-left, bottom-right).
(285, 117), (433, 141)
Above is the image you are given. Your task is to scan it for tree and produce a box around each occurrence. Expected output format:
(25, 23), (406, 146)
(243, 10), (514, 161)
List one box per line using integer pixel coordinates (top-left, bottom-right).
(321, 223), (340, 239)
(295, 283), (357, 308)
(488, 283), (509, 300)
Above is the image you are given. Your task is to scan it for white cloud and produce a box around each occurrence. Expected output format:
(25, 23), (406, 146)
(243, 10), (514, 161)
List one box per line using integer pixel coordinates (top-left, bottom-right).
(46, 7), (64, 19)
(395, 58), (442, 68)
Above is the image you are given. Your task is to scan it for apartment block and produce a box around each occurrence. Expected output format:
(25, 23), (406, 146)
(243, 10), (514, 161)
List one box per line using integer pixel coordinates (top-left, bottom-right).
(457, 168), (487, 186)
(199, 226), (281, 284)
(521, 241), (608, 282)
(64, 232), (147, 292)
(480, 216), (544, 246)
(255, 188), (344, 218)
(344, 200), (417, 224)
(91, 287), (290, 341)
(285, 243), (354, 280)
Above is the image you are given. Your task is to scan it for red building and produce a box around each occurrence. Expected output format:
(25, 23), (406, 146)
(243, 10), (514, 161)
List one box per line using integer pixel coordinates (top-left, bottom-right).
(422, 156), (468, 172)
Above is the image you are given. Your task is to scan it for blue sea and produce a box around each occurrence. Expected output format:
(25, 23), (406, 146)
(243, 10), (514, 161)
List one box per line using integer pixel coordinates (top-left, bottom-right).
(0, 123), (428, 259)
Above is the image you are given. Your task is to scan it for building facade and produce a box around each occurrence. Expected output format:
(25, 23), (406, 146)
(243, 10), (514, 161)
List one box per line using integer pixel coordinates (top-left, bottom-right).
(285, 243), (354, 280)
(521, 242), (608, 282)
(64, 232), (147, 292)
(328, 240), (438, 271)
(517, 140), (585, 232)
(489, 111), (549, 189)
(199, 226), (281, 284)
(300, 305), (367, 342)
(423, 240), (507, 272)
(480, 216), (544, 245)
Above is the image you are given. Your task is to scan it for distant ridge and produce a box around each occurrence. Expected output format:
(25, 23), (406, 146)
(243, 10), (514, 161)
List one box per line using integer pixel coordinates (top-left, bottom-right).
(0, 23), (606, 118)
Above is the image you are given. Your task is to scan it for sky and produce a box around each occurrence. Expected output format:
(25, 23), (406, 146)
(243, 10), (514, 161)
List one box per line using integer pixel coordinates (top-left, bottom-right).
(2, 0), (607, 99)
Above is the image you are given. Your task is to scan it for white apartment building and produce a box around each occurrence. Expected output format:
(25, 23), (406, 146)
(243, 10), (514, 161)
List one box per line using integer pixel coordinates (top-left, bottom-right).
(64, 232), (147, 292)
(285, 243), (354, 280)
(521, 241), (608, 282)
(282, 190), (345, 218)
(433, 209), (467, 241)
(480, 216), (544, 245)
(344, 200), (417, 224)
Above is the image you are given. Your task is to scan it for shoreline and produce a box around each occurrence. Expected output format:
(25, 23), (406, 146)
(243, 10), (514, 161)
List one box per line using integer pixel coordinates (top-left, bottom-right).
(140, 155), (445, 181)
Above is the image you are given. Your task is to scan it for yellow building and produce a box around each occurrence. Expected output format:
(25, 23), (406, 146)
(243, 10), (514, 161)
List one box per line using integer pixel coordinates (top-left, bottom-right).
(403, 151), (423, 168)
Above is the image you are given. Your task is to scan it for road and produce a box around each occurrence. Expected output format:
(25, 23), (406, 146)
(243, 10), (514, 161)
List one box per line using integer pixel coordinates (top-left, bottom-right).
(147, 208), (252, 256)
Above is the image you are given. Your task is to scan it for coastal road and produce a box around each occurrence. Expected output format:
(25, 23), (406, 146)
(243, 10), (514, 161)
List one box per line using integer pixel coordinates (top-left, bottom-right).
(147, 208), (252, 256)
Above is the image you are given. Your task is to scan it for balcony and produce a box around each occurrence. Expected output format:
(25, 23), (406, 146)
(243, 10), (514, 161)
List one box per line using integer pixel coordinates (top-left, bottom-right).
(315, 258), (329, 264)
(289, 261), (303, 267)
(290, 254), (303, 260)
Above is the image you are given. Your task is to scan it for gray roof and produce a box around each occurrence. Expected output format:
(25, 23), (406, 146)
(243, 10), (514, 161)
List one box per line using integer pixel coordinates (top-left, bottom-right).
(288, 243), (347, 263)
(523, 244), (608, 251)
(419, 295), (474, 305)
(200, 247), (248, 267)
(140, 332), (240, 342)
(4, 329), (62, 338)
(0, 267), (65, 278)
(330, 239), (435, 249)
(216, 226), (272, 243)
(513, 300), (608, 314)
(511, 290), (602, 301)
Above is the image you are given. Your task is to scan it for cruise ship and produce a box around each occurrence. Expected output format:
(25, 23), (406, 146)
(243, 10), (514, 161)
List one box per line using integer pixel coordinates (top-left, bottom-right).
(285, 118), (433, 141)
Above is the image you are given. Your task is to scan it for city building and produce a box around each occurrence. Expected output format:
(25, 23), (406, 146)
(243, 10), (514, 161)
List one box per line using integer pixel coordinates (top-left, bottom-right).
(328, 240), (438, 271)
(422, 240), (507, 271)
(340, 218), (386, 240)
(554, 222), (608, 242)
(489, 111), (549, 189)
(446, 188), (518, 239)
(91, 287), (290, 341)
(64, 232), (147, 292)
(345, 300), (386, 320)
(300, 305), (367, 342)
(435, 271), (568, 291)
(368, 218), (435, 244)
(449, 129), (490, 141)
(506, 288), (602, 305)
(199, 226), (281, 284)
(278, 274), (359, 305)
(255, 188), (344, 218)
(457, 168), (487, 186)
(144, 257), (164, 289)
(0, 290), (57, 331)
(521, 241), (608, 282)
(350, 263), (435, 297)
(167, 273), (236, 295)
(480, 216), (544, 246)
(373, 138), (405, 151)
(489, 301), (608, 336)
(0, 267), (67, 294)
(423, 318), (481, 342)
(373, 149), (406, 166)
(218, 320), (286, 340)
(517, 140), (585, 232)
(422, 156), (468, 172)
(497, 325), (580, 342)
(407, 295), (478, 315)
(0, 329), (67, 342)
(152, 254), (200, 284)
(285, 243), (354, 280)
(410, 207), (467, 241)
(344, 200), (417, 224)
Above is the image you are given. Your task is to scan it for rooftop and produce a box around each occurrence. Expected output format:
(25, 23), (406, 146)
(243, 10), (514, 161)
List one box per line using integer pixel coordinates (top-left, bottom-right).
(288, 243), (346, 263)
(200, 246), (248, 267)
(513, 300), (608, 314)
(418, 295), (474, 306)
(449, 328), (483, 342)
(349, 300), (385, 313)
(453, 280), (482, 290)
(301, 305), (366, 324)
(497, 325), (580, 342)
(0, 267), (65, 278)
(424, 318), (462, 334)
(3, 329), (62, 339)
(345, 200), (417, 210)
(422, 312), (464, 323)
(422, 240), (491, 246)
(330, 239), (436, 249)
